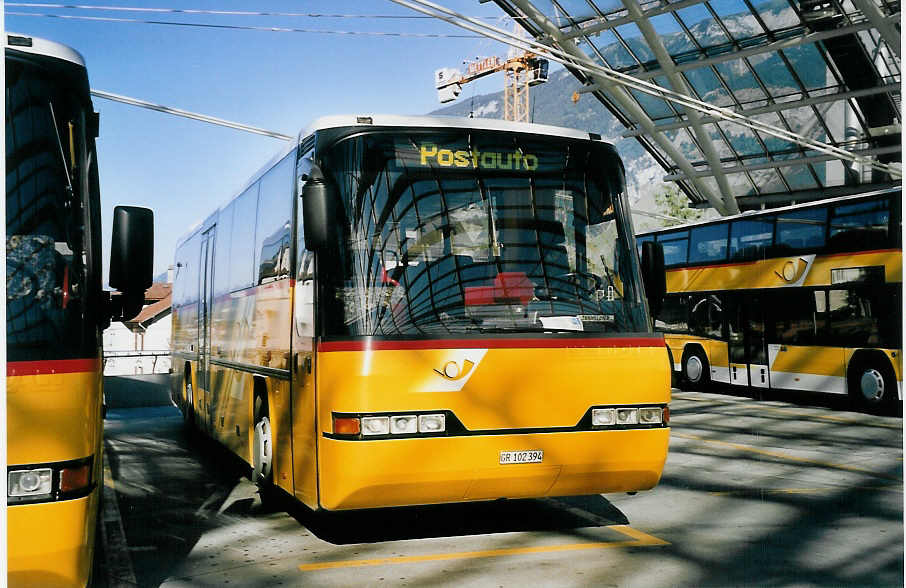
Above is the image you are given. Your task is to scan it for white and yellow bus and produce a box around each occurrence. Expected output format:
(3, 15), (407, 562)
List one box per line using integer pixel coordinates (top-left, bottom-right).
(637, 188), (902, 413)
(171, 115), (670, 511)
(6, 33), (153, 587)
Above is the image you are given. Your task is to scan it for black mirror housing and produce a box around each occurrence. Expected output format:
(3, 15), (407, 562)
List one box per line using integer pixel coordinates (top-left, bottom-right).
(302, 173), (337, 251)
(109, 205), (154, 294)
(641, 241), (666, 318)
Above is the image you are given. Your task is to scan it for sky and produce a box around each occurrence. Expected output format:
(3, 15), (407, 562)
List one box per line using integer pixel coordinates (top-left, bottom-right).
(5, 1), (524, 279)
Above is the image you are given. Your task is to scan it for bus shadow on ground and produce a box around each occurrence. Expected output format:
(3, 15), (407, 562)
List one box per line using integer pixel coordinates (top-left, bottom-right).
(281, 493), (628, 545)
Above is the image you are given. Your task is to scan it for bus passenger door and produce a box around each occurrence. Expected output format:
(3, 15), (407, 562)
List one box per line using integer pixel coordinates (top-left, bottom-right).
(197, 228), (215, 433)
(291, 156), (319, 509)
(727, 294), (769, 388)
(745, 294), (769, 389)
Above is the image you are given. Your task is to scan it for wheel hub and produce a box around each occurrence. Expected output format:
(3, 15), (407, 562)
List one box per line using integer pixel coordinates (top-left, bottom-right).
(253, 416), (272, 482)
(860, 369), (885, 402)
(686, 356), (703, 382)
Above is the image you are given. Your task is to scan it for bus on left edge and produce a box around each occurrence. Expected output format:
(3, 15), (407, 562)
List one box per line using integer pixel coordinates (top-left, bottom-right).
(6, 33), (153, 588)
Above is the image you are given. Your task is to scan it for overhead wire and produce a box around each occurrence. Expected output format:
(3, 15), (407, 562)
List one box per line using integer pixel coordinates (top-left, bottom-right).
(90, 89), (294, 141)
(4, 11), (485, 37)
(5, 3), (526, 20)
(390, 0), (901, 179)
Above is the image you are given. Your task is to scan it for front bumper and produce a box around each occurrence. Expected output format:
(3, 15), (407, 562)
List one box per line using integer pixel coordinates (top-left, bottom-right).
(319, 428), (670, 510)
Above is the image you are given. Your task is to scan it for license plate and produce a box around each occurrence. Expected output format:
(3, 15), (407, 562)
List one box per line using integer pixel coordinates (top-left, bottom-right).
(499, 450), (543, 464)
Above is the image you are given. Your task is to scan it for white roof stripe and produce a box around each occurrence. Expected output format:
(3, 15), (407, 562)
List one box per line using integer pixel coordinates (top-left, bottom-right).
(4, 33), (86, 68)
(302, 114), (599, 142)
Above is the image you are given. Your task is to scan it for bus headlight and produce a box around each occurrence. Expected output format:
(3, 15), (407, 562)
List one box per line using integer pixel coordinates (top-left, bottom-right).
(418, 414), (446, 433)
(333, 412), (450, 439)
(9, 468), (52, 497)
(615, 408), (639, 425)
(390, 415), (418, 434)
(592, 408), (616, 426)
(638, 407), (664, 425)
(361, 416), (390, 436)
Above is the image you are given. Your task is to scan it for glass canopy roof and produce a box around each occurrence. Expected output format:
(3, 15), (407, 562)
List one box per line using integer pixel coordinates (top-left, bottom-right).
(491, 0), (901, 212)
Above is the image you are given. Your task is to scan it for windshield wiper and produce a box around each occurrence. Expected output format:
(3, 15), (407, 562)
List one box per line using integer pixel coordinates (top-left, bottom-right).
(468, 325), (582, 334)
(47, 102), (74, 197)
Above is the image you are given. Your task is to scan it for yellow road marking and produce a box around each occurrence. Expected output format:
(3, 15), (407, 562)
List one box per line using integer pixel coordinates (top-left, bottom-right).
(675, 432), (903, 482)
(298, 525), (668, 572)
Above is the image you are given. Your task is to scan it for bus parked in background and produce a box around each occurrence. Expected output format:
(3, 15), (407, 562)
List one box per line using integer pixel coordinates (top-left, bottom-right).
(6, 33), (152, 587)
(171, 115), (670, 511)
(637, 188), (902, 413)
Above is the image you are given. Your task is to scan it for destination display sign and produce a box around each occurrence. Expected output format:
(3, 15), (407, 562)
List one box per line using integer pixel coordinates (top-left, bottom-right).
(417, 143), (539, 171)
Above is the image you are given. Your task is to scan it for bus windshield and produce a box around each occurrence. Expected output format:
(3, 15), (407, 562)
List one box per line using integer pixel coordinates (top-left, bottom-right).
(320, 130), (647, 337)
(6, 54), (94, 361)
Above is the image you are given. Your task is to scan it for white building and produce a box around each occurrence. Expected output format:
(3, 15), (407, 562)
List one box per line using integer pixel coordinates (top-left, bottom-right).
(103, 282), (172, 375)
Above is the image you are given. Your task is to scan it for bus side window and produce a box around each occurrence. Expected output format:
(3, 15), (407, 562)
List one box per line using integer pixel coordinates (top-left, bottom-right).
(828, 288), (878, 347)
(689, 224), (728, 264)
(256, 154), (294, 285)
(730, 219), (773, 261)
(655, 295), (688, 333)
(658, 231), (689, 267)
(689, 294), (722, 338)
(229, 185), (258, 291)
(775, 208), (827, 254)
(212, 204), (234, 298)
(772, 290), (823, 345)
(827, 198), (890, 253)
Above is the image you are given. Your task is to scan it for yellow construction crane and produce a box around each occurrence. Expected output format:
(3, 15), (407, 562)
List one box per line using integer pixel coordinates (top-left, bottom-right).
(435, 52), (549, 122)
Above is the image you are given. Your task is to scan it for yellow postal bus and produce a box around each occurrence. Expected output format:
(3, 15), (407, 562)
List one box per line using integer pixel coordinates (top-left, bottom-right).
(637, 188), (901, 413)
(6, 33), (152, 587)
(171, 115), (670, 511)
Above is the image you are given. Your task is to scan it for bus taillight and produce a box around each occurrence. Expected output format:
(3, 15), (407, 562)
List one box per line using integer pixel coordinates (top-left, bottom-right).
(60, 463), (92, 493)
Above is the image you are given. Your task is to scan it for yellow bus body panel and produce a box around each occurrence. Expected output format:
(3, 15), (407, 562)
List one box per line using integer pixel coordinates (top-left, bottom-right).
(7, 368), (102, 588)
(8, 496), (96, 588)
(666, 249), (902, 293)
(316, 344), (670, 509)
(319, 429), (670, 510)
(7, 370), (102, 464)
(771, 345), (846, 378)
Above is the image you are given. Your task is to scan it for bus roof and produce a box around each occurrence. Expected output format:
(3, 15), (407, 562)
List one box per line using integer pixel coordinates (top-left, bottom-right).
(301, 114), (606, 143)
(636, 185), (902, 237)
(4, 33), (86, 68)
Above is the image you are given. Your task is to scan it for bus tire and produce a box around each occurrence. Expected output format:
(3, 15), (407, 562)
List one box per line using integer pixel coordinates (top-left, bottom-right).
(681, 346), (710, 390)
(252, 395), (273, 487)
(848, 354), (897, 414)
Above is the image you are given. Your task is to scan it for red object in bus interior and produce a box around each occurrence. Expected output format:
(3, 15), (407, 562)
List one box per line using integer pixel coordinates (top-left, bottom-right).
(465, 272), (534, 306)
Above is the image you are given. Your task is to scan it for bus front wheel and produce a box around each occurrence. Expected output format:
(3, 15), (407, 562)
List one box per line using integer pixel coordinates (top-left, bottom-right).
(681, 347), (710, 390)
(848, 356), (897, 414)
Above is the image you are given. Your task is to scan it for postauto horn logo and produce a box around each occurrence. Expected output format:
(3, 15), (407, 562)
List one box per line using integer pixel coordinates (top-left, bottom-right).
(419, 143), (539, 171)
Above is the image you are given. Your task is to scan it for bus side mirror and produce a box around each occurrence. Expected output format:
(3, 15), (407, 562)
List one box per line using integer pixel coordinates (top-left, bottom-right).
(109, 205), (153, 320)
(641, 241), (666, 318)
(301, 168), (337, 251)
